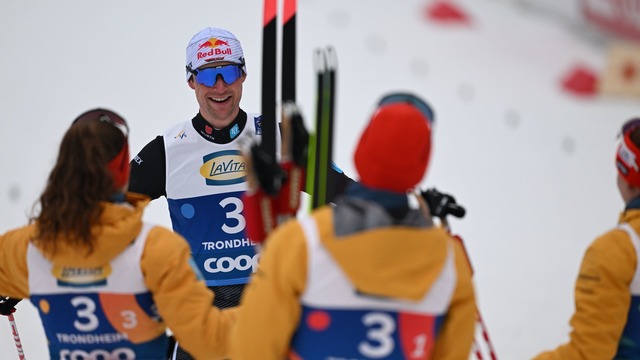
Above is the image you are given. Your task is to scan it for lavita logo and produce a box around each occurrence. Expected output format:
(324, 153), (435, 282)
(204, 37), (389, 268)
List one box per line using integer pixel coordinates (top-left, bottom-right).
(200, 150), (246, 185)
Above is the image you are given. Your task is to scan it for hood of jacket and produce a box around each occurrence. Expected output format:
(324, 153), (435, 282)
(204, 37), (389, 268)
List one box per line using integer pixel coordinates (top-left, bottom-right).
(33, 193), (150, 267)
(314, 195), (453, 302)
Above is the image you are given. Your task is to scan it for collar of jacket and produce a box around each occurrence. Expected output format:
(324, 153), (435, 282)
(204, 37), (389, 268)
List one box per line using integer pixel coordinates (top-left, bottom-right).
(192, 110), (247, 144)
(626, 196), (640, 211)
(344, 182), (410, 219)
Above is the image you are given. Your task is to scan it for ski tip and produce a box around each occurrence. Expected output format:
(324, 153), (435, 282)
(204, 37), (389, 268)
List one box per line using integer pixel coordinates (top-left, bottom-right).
(313, 48), (327, 71)
(282, 0), (297, 23)
(263, 0), (277, 25)
(325, 46), (338, 69)
(313, 46), (338, 70)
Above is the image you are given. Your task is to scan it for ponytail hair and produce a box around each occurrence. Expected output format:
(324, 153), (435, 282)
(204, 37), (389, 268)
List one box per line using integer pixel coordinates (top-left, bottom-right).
(32, 109), (129, 254)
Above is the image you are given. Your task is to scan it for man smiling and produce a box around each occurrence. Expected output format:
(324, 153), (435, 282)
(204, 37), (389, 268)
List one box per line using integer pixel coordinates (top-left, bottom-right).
(128, 27), (265, 360)
(129, 26), (354, 359)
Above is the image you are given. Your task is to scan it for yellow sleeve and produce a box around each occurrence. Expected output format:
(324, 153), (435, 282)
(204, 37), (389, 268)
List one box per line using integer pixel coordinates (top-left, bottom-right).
(0, 226), (31, 299)
(533, 232), (635, 360)
(431, 238), (477, 360)
(229, 219), (308, 360)
(141, 227), (233, 360)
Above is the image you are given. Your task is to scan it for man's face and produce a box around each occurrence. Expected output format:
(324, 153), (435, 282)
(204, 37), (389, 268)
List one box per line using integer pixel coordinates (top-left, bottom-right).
(189, 62), (246, 129)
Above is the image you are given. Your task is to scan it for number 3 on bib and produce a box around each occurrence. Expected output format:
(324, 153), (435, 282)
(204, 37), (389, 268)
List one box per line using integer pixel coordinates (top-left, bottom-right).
(359, 311), (436, 360)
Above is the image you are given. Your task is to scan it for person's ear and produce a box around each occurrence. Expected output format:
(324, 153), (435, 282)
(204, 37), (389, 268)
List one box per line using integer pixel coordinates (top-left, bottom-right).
(188, 77), (196, 90)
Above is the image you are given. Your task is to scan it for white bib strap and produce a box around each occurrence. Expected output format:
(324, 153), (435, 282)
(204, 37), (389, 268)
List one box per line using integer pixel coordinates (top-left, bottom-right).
(617, 223), (640, 293)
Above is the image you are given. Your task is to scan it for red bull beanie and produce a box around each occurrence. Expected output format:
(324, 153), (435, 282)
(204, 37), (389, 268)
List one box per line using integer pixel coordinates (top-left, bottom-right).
(617, 119), (640, 188)
(186, 27), (246, 80)
(354, 101), (432, 193)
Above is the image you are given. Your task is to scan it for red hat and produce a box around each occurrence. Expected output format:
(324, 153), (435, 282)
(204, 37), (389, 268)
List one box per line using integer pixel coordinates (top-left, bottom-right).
(617, 118), (640, 188)
(354, 97), (433, 193)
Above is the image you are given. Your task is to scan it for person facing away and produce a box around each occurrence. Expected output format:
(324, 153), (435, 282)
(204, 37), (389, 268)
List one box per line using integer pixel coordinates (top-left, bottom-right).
(128, 26), (353, 360)
(0, 109), (234, 360)
(229, 93), (477, 360)
(534, 118), (640, 359)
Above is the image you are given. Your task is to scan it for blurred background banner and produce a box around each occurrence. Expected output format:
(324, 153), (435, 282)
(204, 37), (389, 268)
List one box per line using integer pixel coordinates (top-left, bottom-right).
(581, 0), (640, 42)
(600, 42), (640, 98)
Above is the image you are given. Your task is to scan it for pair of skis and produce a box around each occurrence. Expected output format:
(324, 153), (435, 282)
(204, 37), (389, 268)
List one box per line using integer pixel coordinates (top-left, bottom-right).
(307, 47), (337, 210)
(262, 0), (337, 211)
(243, 0), (336, 243)
(259, 0), (293, 160)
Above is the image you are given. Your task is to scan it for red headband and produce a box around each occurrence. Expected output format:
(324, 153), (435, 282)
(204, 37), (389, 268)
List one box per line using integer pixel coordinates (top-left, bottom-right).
(616, 131), (640, 188)
(107, 142), (130, 189)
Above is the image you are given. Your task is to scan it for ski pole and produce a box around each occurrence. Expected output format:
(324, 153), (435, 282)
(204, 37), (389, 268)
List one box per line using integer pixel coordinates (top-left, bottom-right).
(475, 310), (498, 360)
(8, 313), (26, 360)
(1, 297), (26, 360)
(417, 188), (498, 360)
(441, 219), (498, 360)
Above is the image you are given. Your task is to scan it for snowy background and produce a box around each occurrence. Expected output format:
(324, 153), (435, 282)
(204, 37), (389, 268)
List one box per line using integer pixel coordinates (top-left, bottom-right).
(1, 0), (639, 359)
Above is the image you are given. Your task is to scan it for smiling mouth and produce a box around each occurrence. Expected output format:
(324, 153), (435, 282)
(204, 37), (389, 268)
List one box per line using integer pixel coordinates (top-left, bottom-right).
(209, 95), (231, 103)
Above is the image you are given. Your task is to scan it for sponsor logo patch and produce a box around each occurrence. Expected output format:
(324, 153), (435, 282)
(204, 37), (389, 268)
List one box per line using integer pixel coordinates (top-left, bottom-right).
(52, 265), (112, 287)
(200, 150), (247, 185)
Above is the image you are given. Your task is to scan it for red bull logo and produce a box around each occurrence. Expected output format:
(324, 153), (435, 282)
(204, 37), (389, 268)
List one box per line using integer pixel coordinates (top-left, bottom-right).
(197, 38), (232, 61)
(198, 37), (230, 50)
(197, 37), (233, 59)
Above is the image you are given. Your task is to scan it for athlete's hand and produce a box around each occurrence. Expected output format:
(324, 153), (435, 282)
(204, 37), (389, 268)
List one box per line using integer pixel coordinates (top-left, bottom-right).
(0, 297), (20, 316)
(421, 188), (466, 219)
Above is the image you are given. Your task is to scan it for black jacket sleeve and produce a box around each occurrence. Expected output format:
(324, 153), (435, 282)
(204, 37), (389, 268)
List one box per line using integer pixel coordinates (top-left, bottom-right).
(129, 136), (167, 200)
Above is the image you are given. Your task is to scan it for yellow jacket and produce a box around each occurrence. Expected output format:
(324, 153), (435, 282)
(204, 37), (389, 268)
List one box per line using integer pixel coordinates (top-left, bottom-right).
(229, 204), (476, 360)
(534, 208), (640, 359)
(0, 193), (234, 360)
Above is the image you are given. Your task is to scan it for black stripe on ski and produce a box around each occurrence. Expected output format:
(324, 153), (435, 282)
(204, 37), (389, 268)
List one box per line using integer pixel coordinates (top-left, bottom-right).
(261, 0), (277, 159)
(282, 0), (297, 103)
(308, 49), (325, 209)
(324, 47), (337, 206)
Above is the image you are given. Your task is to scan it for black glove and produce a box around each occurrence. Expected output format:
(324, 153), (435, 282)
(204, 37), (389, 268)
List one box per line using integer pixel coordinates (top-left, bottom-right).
(250, 143), (287, 196)
(0, 297), (21, 316)
(282, 101), (310, 168)
(421, 188), (466, 219)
